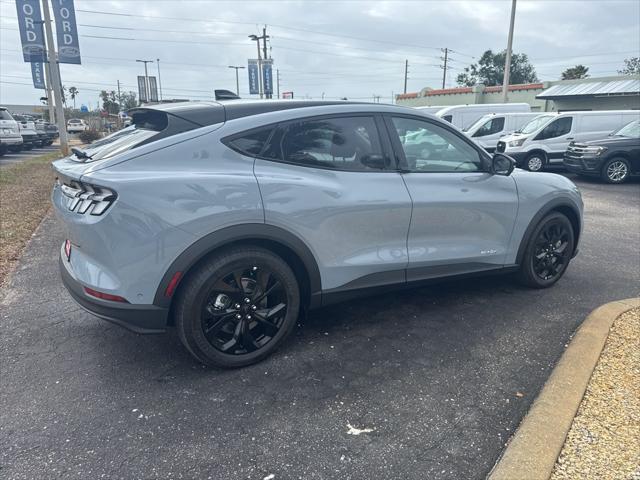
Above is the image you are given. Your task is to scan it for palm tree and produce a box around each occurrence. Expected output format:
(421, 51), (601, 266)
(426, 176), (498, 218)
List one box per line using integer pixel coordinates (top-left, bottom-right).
(68, 86), (79, 109)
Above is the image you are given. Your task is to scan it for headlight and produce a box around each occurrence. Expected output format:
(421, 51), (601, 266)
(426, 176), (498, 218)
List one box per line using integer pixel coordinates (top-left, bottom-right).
(582, 146), (607, 156)
(508, 138), (526, 147)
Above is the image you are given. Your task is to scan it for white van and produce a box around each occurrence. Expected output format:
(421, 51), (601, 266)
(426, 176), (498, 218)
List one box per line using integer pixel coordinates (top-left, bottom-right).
(416, 103), (531, 130)
(465, 112), (546, 152)
(414, 105), (448, 114)
(498, 110), (640, 171)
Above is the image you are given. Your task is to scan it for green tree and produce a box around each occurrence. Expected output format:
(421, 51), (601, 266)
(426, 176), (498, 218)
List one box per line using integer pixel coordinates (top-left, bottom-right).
(100, 90), (120, 115)
(456, 49), (539, 87)
(118, 91), (138, 111)
(618, 57), (640, 75)
(68, 86), (79, 109)
(561, 65), (589, 80)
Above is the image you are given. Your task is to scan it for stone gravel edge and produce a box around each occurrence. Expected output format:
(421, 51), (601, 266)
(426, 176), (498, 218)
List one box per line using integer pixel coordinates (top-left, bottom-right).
(487, 297), (640, 480)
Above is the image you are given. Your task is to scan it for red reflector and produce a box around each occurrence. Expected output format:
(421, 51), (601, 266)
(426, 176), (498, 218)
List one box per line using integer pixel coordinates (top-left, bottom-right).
(84, 287), (128, 303)
(64, 239), (72, 261)
(165, 271), (182, 298)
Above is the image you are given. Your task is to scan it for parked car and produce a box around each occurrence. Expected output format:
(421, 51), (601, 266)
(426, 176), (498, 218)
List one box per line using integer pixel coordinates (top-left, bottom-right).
(52, 101), (583, 367)
(564, 119), (640, 183)
(0, 107), (23, 155)
(498, 110), (639, 171)
(416, 103), (531, 130)
(67, 118), (88, 133)
(465, 112), (546, 152)
(11, 114), (39, 150)
(33, 119), (50, 147)
(43, 121), (59, 144)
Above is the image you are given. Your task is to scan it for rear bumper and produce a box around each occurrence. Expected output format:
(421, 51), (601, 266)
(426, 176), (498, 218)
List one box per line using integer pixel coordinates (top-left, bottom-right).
(60, 252), (169, 334)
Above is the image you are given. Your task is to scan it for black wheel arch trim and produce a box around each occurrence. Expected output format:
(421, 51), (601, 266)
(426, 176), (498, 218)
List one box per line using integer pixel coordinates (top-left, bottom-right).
(516, 198), (581, 266)
(153, 223), (323, 310)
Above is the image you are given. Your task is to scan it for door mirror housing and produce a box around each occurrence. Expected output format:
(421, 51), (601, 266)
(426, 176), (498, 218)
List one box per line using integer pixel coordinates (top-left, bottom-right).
(491, 153), (516, 176)
(361, 154), (387, 170)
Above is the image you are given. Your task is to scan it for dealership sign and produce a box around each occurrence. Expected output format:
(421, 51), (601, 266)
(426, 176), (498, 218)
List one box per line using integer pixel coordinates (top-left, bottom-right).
(137, 76), (148, 103)
(248, 59), (259, 95)
(15, 0), (46, 63)
(262, 59), (273, 95)
(31, 61), (45, 89)
(148, 76), (159, 102)
(51, 0), (81, 64)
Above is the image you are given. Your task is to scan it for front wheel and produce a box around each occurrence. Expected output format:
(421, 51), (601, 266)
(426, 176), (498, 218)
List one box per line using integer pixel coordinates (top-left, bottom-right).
(601, 157), (630, 184)
(174, 246), (301, 368)
(525, 152), (546, 172)
(517, 212), (575, 288)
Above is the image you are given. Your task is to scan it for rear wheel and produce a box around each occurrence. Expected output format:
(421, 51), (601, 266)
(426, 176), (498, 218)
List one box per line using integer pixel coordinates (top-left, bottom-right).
(517, 212), (574, 288)
(174, 246), (300, 368)
(525, 152), (546, 172)
(601, 157), (630, 184)
(8, 145), (22, 153)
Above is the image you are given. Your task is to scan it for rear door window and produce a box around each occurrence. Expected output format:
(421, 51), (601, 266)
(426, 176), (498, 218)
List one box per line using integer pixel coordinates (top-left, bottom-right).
(263, 116), (386, 171)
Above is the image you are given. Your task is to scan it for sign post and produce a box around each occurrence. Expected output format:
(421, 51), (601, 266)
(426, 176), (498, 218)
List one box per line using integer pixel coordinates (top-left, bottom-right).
(41, 0), (69, 154)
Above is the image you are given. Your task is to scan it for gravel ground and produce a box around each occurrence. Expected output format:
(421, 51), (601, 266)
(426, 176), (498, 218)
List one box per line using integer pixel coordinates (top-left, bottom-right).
(551, 307), (640, 480)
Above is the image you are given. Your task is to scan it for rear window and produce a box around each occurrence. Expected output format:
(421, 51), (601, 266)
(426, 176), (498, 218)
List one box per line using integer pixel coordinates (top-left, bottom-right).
(76, 126), (158, 162)
(0, 110), (13, 120)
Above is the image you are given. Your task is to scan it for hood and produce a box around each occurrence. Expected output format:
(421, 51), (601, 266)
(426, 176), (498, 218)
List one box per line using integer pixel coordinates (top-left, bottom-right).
(499, 132), (530, 143)
(573, 136), (639, 148)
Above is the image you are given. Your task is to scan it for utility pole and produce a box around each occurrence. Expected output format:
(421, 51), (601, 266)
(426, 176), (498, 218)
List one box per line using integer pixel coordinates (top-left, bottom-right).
(276, 68), (280, 99)
(136, 59), (153, 103)
(403, 59), (408, 94)
(502, 0), (517, 102)
(156, 58), (163, 101)
(441, 48), (449, 89)
(228, 66), (245, 96)
(41, 0), (68, 154)
(117, 80), (121, 106)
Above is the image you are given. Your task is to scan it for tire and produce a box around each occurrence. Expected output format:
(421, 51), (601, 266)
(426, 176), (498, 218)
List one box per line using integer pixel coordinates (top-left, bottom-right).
(0, 147), (5, 157)
(174, 246), (301, 368)
(601, 157), (630, 184)
(517, 212), (575, 289)
(8, 145), (22, 153)
(524, 152), (546, 172)
(24, 143), (33, 150)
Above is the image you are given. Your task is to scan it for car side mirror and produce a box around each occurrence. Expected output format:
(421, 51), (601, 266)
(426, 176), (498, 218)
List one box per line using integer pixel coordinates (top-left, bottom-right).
(361, 154), (387, 170)
(492, 153), (516, 176)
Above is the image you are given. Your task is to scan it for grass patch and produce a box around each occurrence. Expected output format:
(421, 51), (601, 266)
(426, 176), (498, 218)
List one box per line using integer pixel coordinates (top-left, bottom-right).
(0, 151), (62, 285)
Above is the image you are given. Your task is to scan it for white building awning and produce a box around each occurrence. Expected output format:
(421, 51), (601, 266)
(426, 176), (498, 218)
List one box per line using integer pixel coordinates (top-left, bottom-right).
(536, 79), (640, 99)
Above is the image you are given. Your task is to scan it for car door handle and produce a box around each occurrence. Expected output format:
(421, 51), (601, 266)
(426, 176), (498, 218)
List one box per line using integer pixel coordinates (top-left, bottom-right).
(566, 137), (574, 140)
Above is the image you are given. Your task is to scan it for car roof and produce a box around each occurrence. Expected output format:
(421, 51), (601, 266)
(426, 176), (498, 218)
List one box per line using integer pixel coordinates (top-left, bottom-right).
(129, 100), (423, 128)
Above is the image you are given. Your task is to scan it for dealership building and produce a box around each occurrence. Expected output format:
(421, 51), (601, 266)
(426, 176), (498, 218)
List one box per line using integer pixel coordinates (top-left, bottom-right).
(396, 74), (640, 112)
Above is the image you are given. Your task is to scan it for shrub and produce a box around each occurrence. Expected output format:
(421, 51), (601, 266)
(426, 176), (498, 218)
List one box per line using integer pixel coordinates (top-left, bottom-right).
(78, 129), (101, 144)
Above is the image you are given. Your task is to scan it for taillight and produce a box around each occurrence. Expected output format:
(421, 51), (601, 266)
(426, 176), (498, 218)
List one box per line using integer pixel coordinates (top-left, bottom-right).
(60, 180), (117, 216)
(164, 272), (182, 298)
(84, 287), (128, 303)
(64, 239), (72, 260)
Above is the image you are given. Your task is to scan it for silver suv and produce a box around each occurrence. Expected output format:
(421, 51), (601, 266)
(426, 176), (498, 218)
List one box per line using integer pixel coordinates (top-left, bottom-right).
(52, 101), (583, 368)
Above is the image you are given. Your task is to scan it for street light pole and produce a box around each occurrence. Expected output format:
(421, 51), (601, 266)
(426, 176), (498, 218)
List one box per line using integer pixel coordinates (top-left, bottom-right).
(228, 65), (245, 96)
(502, 0), (517, 103)
(136, 59), (153, 103)
(156, 58), (163, 101)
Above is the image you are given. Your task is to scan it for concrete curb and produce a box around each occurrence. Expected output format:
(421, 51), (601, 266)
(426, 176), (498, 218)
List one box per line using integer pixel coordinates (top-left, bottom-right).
(488, 297), (640, 480)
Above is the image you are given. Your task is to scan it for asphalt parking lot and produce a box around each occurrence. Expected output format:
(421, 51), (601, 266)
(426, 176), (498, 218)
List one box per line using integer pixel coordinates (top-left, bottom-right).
(1, 173), (639, 480)
(0, 144), (60, 167)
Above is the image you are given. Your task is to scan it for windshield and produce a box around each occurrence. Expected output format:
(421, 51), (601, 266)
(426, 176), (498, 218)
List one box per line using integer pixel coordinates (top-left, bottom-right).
(0, 110), (14, 120)
(466, 115), (491, 135)
(613, 119), (640, 138)
(76, 126), (159, 162)
(517, 115), (554, 134)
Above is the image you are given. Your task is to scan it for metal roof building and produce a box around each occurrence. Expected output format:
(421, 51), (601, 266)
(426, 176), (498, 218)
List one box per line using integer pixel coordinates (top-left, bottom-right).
(396, 75), (640, 112)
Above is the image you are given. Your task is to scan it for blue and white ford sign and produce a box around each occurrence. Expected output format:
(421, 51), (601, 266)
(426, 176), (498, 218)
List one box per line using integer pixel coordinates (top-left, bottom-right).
(31, 61), (46, 89)
(51, 0), (81, 64)
(15, 0), (46, 63)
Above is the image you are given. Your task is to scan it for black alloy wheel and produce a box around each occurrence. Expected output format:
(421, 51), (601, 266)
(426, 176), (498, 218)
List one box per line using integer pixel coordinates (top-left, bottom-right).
(175, 247), (300, 368)
(518, 212), (574, 288)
